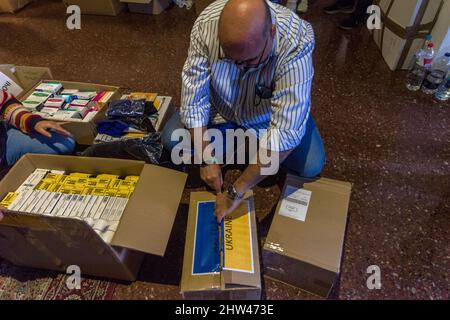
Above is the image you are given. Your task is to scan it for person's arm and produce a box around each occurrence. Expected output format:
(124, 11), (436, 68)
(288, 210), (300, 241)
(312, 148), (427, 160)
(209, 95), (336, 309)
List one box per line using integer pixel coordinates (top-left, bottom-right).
(1, 90), (71, 137)
(180, 20), (223, 192)
(215, 20), (315, 222)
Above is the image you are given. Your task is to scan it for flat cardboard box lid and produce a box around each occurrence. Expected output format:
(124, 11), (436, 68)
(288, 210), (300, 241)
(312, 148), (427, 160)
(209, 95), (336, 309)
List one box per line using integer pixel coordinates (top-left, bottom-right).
(181, 191), (261, 293)
(0, 65), (52, 99)
(265, 176), (352, 273)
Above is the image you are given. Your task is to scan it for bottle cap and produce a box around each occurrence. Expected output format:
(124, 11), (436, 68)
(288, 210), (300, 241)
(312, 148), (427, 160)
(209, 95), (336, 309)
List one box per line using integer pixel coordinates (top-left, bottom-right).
(428, 43), (434, 48)
(425, 35), (432, 41)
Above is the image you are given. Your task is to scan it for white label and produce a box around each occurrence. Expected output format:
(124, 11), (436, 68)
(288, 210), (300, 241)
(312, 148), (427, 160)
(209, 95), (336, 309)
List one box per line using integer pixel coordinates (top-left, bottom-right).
(279, 185), (312, 222)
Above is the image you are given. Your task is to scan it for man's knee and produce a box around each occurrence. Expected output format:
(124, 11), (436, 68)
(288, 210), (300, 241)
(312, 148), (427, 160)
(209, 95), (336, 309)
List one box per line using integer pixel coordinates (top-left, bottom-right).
(161, 113), (189, 152)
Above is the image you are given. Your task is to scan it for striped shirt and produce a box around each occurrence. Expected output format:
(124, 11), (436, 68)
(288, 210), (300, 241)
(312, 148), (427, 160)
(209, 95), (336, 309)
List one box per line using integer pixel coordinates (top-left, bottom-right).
(180, 0), (315, 152)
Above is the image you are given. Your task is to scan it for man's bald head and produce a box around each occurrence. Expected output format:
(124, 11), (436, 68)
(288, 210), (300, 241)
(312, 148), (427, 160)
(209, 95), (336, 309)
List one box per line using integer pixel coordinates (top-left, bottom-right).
(219, 0), (272, 62)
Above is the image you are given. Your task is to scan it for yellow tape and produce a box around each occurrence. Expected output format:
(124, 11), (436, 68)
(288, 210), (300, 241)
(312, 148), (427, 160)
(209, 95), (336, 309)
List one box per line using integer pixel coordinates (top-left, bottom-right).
(223, 203), (253, 273)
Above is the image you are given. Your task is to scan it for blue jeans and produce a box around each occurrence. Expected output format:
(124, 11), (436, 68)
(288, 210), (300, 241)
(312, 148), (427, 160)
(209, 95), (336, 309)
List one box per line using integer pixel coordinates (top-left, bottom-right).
(3, 123), (76, 167)
(161, 113), (326, 178)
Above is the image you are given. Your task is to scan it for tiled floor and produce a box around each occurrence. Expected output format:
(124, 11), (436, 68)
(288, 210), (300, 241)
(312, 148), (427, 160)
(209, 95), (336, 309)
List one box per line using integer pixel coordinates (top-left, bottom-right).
(0, 0), (448, 299)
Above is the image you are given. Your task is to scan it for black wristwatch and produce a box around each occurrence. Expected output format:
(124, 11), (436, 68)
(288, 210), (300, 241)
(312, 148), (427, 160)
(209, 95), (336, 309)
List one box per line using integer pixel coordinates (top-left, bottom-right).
(226, 184), (243, 201)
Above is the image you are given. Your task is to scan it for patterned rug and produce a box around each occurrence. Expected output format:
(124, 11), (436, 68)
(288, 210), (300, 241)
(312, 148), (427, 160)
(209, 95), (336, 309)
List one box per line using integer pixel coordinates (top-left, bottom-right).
(0, 261), (116, 300)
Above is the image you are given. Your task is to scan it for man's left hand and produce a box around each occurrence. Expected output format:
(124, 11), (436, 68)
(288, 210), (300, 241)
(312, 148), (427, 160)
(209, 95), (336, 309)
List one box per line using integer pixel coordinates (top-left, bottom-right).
(34, 121), (72, 138)
(215, 192), (242, 223)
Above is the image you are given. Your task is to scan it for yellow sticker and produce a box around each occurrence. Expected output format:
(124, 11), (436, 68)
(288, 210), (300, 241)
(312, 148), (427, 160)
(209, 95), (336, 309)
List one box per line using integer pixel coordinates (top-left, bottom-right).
(96, 179), (111, 188)
(124, 176), (139, 182)
(0, 192), (18, 208)
(105, 189), (118, 197)
(47, 183), (62, 193)
(223, 202), (254, 273)
(97, 174), (119, 180)
(87, 178), (99, 187)
(92, 188), (106, 196)
(69, 173), (91, 178)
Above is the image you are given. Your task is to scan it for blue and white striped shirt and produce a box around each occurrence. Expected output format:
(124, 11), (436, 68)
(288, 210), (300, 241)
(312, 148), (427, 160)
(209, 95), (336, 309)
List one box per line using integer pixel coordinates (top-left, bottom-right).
(180, 0), (315, 152)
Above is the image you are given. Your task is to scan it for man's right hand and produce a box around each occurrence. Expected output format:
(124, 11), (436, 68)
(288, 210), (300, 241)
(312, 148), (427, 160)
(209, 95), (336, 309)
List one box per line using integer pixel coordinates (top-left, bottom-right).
(200, 164), (223, 193)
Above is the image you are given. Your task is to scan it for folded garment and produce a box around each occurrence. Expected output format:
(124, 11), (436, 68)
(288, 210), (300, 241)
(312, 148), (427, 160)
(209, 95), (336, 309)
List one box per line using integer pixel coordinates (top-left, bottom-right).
(106, 99), (146, 119)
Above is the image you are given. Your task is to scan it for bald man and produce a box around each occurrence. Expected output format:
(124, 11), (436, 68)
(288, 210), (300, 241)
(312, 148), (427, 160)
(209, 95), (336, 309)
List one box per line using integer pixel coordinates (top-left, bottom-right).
(162, 0), (325, 221)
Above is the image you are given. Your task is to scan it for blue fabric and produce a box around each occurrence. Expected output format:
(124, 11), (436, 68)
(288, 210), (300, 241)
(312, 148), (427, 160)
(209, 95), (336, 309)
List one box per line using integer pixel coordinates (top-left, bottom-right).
(193, 201), (221, 274)
(161, 112), (326, 178)
(2, 123), (76, 169)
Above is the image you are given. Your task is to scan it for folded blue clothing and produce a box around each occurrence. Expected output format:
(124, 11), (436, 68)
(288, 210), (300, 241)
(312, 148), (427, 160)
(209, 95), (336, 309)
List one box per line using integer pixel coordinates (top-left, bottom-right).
(106, 99), (146, 118)
(97, 120), (130, 137)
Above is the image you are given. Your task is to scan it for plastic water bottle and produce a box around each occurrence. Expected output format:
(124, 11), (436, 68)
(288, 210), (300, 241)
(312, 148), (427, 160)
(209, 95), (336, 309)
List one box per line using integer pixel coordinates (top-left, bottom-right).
(406, 43), (435, 91)
(434, 76), (450, 101)
(421, 52), (450, 94)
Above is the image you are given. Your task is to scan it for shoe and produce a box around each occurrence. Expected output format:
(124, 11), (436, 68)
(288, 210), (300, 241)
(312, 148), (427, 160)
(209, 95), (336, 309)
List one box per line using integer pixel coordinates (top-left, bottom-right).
(323, 2), (355, 14)
(339, 16), (365, 30)
(297, 0), (308, 13)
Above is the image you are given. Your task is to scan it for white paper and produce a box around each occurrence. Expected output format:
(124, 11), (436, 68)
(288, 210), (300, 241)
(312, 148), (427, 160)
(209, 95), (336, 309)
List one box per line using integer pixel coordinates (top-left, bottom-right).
(279, 185), (312, 222)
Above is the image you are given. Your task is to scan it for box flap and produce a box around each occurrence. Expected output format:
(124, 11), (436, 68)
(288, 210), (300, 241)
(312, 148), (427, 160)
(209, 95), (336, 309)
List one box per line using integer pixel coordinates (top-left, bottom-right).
(264, 176), (352, 273)
(111, 165), (187, 256)
(0, 65), (52, 99)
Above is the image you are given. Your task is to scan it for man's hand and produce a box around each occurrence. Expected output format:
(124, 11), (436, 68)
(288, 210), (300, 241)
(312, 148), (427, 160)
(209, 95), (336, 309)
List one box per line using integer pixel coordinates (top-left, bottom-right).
(34, 121), (72, 139)
(200, 164), (223, 193)
(215, 192), (242, 223)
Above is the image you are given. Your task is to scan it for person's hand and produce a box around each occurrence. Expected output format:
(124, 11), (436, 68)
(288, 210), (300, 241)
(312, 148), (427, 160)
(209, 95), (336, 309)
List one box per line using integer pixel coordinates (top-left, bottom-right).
(200, 164), (223, 193)
(215, 192), (242, 223)
(34, 121), (72, 138)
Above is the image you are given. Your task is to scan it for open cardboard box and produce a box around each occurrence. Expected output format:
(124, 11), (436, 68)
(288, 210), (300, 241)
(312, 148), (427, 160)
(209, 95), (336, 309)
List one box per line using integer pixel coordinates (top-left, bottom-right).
(181, 191), (261, 300)
(0, 65), (52, 99)
(20, 80), (121, 145)
(262, 175), (352, 297)
(0, 154), (187, 281)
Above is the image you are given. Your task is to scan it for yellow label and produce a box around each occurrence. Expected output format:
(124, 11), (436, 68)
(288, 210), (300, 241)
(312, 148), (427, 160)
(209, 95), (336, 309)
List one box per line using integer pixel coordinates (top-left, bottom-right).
(96, 179), (111, 188)
(36, 181), (52, 191)
(87, 178), (99, 187)
(75, 178), (89, 187)
(97, 174), (119, 180)
(119, 180), (133, 190)
(48, 183), (62, 193)
(0, 192), (18, 208)
(82, 187), (94, 195)
(116, 190), (132, 198)
(124, 176), (139, 182)
(105, 189), (118, 197)
(92, 188), (106, 196)
(223, 202), (253, 273)
(43, 173), (67, 184)
(109, 179), (122, 189)
(59, 187), (74, 194)
(69, 173), (91, 178)
(64, 178), (78, 187)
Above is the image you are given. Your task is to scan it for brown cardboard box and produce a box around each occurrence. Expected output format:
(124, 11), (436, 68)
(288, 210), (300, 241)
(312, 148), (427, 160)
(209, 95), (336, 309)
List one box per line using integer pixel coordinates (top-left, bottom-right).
(181, 191), (261, 300)
(262, 175), (352, 297)
(195, 0), (214, 15)
(0, 154), (187, 281)
(0, 65), (52, 99)
(373, 0), (444, 70)
(0, 0), (31, 13)
(63, 0), (125, 16)
(21, 80), (121, 145)
(120, 0), (170, 14)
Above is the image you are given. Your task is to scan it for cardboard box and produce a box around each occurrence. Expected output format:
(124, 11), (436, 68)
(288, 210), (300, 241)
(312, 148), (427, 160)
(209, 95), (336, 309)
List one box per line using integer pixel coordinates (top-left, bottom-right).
(0, 65), (52, 99)
(0, 0), (31, 13)
(195, 0), (214, 15)
(63, 0), (125, 16)
(262, 175), (352, 297)
(373, 0), (444, 70)
(0, 154), (187, 281)
(181, 191), (261, 300)
(21, 80), (121, 145)
(120, 0), (170, 14)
